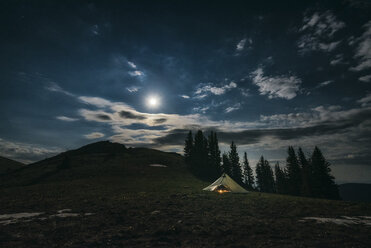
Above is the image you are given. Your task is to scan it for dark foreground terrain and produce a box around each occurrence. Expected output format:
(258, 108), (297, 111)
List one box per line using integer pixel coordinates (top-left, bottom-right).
(1, 142), (370, 247)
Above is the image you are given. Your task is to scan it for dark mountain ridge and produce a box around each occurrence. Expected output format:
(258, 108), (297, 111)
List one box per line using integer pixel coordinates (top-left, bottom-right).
(339, 183), (371, 203)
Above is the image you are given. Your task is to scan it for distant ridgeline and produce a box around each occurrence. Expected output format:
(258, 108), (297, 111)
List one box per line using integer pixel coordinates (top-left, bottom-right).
(184, 130), (340, 200)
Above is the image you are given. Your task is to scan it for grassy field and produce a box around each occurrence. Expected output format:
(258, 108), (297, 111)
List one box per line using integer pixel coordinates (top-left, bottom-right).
(1, 142), (370, 247)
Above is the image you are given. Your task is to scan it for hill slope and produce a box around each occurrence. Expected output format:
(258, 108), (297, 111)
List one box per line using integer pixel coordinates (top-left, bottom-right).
(339, 183), (371, 203)
(0, 141), (370, 247)
(0, 156), (24, 175)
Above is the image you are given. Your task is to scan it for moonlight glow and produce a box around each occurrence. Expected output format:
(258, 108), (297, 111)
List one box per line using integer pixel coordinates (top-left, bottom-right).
(146, 95), (160, 108)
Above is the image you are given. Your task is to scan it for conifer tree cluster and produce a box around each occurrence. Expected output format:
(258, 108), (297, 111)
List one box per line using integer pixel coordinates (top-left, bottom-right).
(184, 130), (221, 180)
(184, 131), (339, 200)
(184, 130), (248, 185)
(274, 146), (339, 199)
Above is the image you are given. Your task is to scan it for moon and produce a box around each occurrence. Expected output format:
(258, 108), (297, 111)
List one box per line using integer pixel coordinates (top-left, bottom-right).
(146, 95), (160, 108)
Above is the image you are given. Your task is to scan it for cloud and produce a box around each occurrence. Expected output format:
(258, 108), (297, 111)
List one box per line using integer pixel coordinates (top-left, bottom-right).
(317, 80), (334, 88)
(180, 95), (190, 99)
(95, 114), (111, 121)
(330, 54), (345, 66)
(126, 86), (141, 93)
(56, 116), (78, 122)
(194, 81), (237, 97)
(90, 24), (100, 36)
(236, 38), (247, 51)
(154, 118), (167, 124)
(240, 88), (250, 97)
(192, 106), (210, 113)
(359, 75), (371, 82)
(84, 132), (105, 139)
(298, 11), (345, 54)
(225, 103), (241, 113)
(350, 21), (371, 71)
(251, 67), (302, 100)
(127, 61), (137, 69)
(45, 82), (74, 97)
(78, 96), (113, 108)
(357, 93), (371, 107)
(0, 138), (61, 164)
(128, 70), (144, 77)
(119, 110), (147, 120)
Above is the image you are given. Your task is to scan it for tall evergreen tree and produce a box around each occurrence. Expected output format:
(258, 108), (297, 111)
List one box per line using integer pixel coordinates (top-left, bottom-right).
(229, 141), (243, 184)
(297, 147), (312, 197)
(285, 146), (302, 196)
(255, 156), (264, 192)
(242, 152), (254, 189)
(184, 131), (194, 166)
(207, 131), (222, 179)
(311, 146), (339, 199)
(221, 152), (231, 175)
(264, 159), (276, 193)
(255, 156), (275, 193)
(192, 130), (209, 178)
(274, 162), (286, 194)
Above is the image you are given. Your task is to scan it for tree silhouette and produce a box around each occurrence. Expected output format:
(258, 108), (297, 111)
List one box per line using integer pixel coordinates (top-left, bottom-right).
(274, 162), (286, 194)
(184, 131), (194, 166)
(221, 152), (231, 175)
(207, 131), (221, 179)
(298, 147), (312, 197)
(311, 146), (339, 199)
(229, 141), (243, 184)
(285, 146), (302, 196)
(242, 152), (254, 189)
(255, 156), (275, 193)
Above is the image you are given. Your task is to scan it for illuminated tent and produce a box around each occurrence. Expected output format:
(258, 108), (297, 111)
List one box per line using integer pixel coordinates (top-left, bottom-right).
(203, 173), (248, 193)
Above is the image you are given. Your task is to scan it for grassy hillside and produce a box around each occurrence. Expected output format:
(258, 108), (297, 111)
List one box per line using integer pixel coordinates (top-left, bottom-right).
(0, 156), (24, 175)
(0, 141), (370, 247)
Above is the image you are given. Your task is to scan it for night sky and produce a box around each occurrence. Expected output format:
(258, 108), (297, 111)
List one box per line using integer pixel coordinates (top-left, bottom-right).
(1, 0), (370, 183)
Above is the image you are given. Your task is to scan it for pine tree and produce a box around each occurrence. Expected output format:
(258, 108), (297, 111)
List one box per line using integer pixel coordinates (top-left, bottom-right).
(263, 159), (276, 193)
(274, 162), (286, 194)
(207, 131), (221, 179)
(229, 141), (243, 184)
(311, 146), (339, 199)
(297, 147), (312, 197)
(222, 152), (231, 175)
(285, 146), (302, 196)
(242, 152), (254, 189)
(255, 156), (264, 192)
(192, 130), (209, 178)
(184, 131), (194, 166)
(255, 156), (275, 192)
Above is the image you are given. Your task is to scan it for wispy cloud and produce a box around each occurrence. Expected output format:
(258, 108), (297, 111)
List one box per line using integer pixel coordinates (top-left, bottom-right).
(359, 75), (371, 82)
(225, 103), (241, 113)
(128, 70), (144, 77)
(350, 21), (371, 71)
(127, 61), (137, 69)
(45, 82), (75, 97)
(251, 67), (302, 100)
(236, 38), (247, 51)
(317, 80), (334, 88)
(0, 138), (61, 164)
(194, 81), (237, 97)
(330, 54), (345, 66)
(56, 116), (78, 122)
(84, 132), (105, 139)
(78, 96), (113, 108)
(180, 95), (190, 99)
(126, 86), (141, 93)
(298, 11), (345, 54)
(357, 93), (371, 107)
